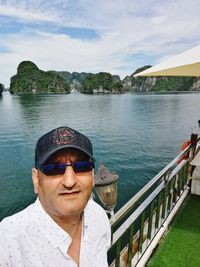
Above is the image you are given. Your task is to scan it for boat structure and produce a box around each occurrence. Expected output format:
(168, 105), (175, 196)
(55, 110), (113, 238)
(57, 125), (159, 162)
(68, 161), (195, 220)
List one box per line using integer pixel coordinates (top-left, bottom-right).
(93, 45), (200, 266)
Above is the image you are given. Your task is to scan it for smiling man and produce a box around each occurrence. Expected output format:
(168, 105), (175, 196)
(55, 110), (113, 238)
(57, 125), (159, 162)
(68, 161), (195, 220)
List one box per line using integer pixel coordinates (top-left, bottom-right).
(0, 126), (111, 267)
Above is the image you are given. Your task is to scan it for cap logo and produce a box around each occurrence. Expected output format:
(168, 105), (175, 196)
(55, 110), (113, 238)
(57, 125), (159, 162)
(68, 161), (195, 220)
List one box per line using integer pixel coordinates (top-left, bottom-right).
(51, 128), (76, 145)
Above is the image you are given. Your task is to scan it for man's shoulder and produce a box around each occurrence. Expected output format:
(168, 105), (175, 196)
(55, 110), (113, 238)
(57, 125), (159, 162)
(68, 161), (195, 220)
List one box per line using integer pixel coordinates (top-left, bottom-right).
(0, 201), (36, 235)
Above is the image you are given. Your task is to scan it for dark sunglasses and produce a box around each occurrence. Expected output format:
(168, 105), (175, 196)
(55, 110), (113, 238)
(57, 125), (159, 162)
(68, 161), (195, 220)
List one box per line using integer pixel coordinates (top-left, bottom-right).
(40, 161), (95, 176)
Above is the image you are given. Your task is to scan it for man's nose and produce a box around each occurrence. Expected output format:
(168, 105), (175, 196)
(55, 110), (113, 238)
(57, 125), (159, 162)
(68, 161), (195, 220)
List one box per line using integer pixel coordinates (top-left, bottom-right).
(61, 165), (76, 188)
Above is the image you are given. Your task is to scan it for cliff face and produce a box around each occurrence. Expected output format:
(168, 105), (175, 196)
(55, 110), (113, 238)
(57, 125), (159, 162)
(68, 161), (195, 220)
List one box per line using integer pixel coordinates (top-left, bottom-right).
(191, 79), (200, 91)
(123, 66), (200, 92)
(10, 61), (70, 94)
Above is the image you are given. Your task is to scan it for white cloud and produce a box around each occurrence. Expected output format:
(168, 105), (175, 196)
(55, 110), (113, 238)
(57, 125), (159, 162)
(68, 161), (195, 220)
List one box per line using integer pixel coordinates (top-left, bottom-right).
(0, 0), (200, 86)
(0, 1), (61, 24)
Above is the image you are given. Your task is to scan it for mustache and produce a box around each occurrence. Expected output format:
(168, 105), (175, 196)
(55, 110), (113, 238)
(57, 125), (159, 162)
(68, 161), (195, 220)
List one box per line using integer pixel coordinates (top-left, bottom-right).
(58, 187), (81, 194)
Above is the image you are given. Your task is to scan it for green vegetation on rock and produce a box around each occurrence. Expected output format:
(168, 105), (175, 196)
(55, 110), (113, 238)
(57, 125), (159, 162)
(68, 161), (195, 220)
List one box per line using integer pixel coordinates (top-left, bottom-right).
(10, 61), (70, 94)
(152, 76), (195, 91)
(82, 72), (123, 94)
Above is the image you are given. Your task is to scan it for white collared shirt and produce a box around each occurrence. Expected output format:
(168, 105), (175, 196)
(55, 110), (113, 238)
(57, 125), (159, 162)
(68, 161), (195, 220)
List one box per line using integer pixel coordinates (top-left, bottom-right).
(0, 198), (111, 267)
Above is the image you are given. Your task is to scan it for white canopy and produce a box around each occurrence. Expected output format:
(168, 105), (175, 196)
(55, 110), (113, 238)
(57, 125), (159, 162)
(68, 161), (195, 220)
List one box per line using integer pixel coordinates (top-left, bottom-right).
(134, 44), (200, 77)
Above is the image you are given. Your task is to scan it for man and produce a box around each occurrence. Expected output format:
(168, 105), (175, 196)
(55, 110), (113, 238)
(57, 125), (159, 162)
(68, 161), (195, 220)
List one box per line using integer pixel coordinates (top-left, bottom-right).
(0, 126), (111, 267)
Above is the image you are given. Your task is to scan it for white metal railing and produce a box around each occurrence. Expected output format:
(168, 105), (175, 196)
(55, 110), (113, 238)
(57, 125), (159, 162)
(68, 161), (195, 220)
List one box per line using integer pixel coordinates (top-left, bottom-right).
(108, 136), (199, 267)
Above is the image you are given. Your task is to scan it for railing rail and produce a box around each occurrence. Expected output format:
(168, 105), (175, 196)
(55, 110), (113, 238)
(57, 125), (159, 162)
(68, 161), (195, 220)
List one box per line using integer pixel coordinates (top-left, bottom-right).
(108, 136), (200, 267)
(111, 138), (199, 224)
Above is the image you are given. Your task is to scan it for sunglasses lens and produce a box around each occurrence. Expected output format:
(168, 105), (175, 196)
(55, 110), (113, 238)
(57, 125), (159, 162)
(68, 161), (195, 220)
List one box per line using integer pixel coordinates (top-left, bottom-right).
(73, 162), (94, 173)
(41, 162), (94, 176)
(41, 164), (66, 175)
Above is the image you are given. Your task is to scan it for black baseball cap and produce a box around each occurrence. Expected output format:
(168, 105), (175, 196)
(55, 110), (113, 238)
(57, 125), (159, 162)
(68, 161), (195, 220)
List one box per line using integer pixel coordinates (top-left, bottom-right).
(35, 126), (94, 169)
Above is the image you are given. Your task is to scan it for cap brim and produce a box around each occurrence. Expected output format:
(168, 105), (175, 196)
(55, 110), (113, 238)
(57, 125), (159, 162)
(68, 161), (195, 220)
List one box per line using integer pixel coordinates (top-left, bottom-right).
(36, 145), (95, 168)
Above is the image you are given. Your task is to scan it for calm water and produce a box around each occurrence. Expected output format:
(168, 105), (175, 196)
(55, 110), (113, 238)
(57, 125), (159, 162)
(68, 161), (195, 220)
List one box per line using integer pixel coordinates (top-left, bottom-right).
(0, 92), (200, 221)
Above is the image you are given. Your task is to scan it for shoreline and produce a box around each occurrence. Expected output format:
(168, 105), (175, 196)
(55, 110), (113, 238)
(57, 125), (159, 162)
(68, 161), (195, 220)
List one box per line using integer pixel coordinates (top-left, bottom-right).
(2, 90), (200, 96)
(133, 90), (200, 95)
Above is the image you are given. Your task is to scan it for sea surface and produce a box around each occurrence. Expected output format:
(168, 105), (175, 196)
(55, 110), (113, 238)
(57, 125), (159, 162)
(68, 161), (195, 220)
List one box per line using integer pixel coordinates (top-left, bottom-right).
(0, 92), (200, 221)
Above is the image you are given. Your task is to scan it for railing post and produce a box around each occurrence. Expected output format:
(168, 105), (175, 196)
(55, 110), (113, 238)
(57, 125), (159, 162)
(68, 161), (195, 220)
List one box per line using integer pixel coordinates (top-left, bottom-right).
(147, 201), (154, 242)
(155, 193), (162, 230)
(183, 163), (188, 187)
(190, 132), (198, 158)
(190, 132), (198, 176)
(167, 179), (173, 213)
(138, 211), (145, 254)
(115, 239), (121, 267)
(128, 223), (135, 267)
(162, 183), (168, 220)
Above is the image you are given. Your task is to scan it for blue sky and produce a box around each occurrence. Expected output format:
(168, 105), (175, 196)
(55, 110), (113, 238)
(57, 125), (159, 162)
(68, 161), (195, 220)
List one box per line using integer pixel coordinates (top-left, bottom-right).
(0, 0), (200, 87)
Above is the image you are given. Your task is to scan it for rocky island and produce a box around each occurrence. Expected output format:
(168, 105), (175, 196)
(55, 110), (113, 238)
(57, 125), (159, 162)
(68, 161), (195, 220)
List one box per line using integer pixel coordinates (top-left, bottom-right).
(123, 66), (200, 92)
(9, 61), (123, 94)
(81, 72), (123, 94)
(10, 61), (70, 94)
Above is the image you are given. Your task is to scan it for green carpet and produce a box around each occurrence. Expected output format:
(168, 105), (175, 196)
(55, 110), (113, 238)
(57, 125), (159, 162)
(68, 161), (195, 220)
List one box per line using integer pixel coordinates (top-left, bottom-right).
(147, 194), (200, 267)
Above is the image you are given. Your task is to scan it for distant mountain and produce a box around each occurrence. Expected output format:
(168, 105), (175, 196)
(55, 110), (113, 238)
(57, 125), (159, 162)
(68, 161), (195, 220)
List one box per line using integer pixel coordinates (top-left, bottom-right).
(123, 65), (199, 92)
(10, 61), (70, 94)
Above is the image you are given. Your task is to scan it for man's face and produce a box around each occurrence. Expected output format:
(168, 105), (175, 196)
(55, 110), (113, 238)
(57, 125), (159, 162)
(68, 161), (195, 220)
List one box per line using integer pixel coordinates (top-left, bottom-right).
(32, 149), (94, 220)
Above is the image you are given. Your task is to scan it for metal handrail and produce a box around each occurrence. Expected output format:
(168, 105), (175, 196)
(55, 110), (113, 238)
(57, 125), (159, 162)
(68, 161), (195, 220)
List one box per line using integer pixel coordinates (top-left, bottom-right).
(112, 159), (186, 243)
(111, 137), (200, 225)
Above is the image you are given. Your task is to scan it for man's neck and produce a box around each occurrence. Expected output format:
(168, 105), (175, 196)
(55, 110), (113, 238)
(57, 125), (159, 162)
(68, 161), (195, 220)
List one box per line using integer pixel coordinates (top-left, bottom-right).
(47, 212), (82, 238)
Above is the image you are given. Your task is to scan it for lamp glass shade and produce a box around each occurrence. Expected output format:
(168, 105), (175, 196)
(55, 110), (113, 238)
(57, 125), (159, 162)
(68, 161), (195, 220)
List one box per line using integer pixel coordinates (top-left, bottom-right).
(95, 182), (118, 211)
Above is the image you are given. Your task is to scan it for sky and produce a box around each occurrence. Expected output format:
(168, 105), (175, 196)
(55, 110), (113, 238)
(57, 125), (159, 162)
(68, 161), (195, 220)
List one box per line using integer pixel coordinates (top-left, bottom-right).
(0, 0), (200, 87)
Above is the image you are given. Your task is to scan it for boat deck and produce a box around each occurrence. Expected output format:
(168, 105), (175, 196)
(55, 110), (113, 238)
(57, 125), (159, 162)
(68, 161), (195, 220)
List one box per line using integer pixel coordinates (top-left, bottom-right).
(147, 193), (200, 267)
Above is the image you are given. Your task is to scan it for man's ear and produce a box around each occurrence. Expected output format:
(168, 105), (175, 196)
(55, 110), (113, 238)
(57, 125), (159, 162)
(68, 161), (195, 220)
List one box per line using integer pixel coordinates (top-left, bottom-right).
(32, 168), (39, 194)
(92, 169), (95, 187)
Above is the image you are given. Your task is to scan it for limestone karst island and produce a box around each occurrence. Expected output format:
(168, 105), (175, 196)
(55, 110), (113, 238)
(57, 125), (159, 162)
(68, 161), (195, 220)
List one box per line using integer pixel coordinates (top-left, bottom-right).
(1, 61), (200, 94)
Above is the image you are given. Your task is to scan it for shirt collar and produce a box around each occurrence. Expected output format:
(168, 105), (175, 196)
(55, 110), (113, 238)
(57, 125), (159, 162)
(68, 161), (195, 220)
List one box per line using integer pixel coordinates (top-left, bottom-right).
(82, 198), (95, 243)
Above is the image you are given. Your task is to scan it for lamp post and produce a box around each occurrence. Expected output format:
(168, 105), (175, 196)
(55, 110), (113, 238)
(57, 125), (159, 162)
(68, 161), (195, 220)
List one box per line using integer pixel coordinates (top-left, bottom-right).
(94, 163), (118, 222)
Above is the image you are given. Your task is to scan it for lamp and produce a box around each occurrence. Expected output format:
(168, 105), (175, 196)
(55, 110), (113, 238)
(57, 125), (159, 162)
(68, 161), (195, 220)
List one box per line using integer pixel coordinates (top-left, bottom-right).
(94, 163), (118, 222)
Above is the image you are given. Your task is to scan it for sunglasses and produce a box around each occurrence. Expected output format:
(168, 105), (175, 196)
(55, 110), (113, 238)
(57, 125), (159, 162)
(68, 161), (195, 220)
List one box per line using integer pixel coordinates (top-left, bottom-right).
(40, 161), (95, 176)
